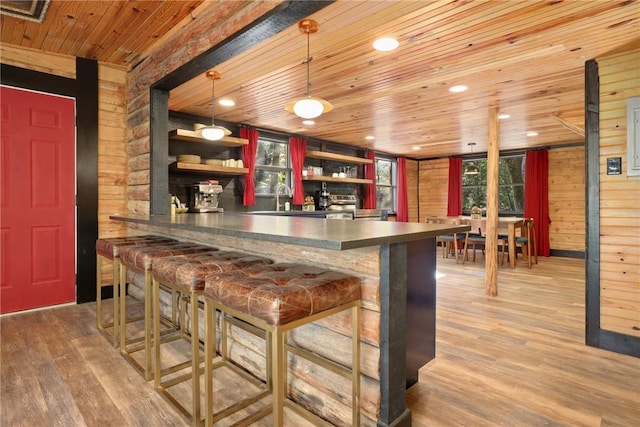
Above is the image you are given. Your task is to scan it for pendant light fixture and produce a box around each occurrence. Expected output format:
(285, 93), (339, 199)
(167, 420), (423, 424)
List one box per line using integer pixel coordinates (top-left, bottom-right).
(198, 70), (231, 141)
(284, 19), (333, 119)
(464, 142), (480, 175)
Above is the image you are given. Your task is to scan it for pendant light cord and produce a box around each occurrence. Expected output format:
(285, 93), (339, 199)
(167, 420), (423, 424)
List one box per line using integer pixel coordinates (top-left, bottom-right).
(211, 77), (216, 126)
(305, 29), (311, 97)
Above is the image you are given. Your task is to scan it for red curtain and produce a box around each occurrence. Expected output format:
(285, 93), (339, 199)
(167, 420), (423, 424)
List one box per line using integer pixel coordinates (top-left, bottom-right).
(524, 150), (551, 256)
(396, 158), (409, 222)
(447, 157), (462, 216)
(241, 127), (258, 206)
(289, 136), (306, 205)
(364, 151), (377, 209)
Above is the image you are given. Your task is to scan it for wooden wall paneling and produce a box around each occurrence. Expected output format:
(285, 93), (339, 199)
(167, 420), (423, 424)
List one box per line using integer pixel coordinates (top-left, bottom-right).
(595, 48), (640, 353)
(418, 158), (449, 221)
(0, 44), (76, 79)
(547, 146), (585, 252)
(405, 159), (419, 222)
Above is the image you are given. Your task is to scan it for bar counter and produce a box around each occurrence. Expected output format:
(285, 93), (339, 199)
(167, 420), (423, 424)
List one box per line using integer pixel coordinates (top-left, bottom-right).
(110, 213), (468, 426)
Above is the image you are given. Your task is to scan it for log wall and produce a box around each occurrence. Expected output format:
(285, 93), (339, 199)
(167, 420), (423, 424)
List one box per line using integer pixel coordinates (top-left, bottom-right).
(0, 44), (128, 285)
(597, 48), (640, 337)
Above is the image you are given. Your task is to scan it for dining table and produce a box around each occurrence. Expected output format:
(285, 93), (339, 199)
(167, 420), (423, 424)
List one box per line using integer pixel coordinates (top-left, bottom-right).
(460, 216), (525, 268)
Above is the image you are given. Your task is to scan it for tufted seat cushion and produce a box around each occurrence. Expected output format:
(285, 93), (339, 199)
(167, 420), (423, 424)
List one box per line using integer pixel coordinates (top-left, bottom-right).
(96, 235), (177, 259)
(119, 243), (214, 273)
(152, 251), (273, 293)
(204, 263), (361, 326)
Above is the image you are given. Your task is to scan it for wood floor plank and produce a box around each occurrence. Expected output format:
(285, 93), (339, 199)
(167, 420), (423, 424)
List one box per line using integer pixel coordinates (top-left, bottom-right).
(1, 255), (638, 426)
(408, 256), (640, 427)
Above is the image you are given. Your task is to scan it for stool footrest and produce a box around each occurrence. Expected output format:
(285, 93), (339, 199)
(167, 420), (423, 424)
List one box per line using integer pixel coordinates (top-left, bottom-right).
(156, 387), (203, 425)
(159, 364), (204, 389)
(212, 389), (271, 425)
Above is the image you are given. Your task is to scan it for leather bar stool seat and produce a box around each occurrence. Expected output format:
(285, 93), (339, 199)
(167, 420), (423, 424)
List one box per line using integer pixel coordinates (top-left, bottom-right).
(204, 263), (361, 426)
(151, 251), (273, 426)
(118, 242), (214, 380)
(95, 235), (176, 346)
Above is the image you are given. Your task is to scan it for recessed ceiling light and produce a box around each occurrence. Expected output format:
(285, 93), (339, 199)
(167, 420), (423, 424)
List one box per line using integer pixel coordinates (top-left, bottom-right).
(373, 37), (399, 52)
(526, 131), (539, 137)
(218, 99), (235, 107)
(412, 146), (421, 150)
(448, 85), (468, 93)
(302, 120), (315, 125)
(498, 113), (511, 119)
(365, 135), (375, 140)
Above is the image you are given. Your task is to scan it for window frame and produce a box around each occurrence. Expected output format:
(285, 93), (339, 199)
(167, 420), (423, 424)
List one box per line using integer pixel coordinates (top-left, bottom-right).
(461, 154), (525, 216)
(375, 155), (397, 211)
(253, 135), (291, 196)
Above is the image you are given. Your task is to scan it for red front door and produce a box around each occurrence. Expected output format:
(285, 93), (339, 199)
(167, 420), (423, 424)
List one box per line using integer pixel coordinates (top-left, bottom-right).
(1, 86), (76, 314)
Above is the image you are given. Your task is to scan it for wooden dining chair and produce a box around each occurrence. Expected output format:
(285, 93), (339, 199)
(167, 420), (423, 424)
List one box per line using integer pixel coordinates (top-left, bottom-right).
(463, 219), (486, 263)
(426, 217), (466, 264)
(516, 218), (538, 268)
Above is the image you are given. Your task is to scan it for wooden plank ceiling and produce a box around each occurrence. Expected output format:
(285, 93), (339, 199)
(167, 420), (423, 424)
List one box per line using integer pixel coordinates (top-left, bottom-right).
(2, 0), (639, 158)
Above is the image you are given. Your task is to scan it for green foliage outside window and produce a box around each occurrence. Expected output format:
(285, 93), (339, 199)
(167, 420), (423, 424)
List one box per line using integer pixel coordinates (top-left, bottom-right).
(255, 139), (289, 194)
(376, 158), (395, 210)
(462, 155), (525, 215)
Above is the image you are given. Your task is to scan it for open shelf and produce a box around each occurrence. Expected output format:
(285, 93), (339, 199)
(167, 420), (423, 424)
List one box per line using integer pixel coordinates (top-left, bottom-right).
(305, 150), (372, 165)
(169, 129), (248, 147)
(170, 162), (248, 175)
(302, 176), (373, 184)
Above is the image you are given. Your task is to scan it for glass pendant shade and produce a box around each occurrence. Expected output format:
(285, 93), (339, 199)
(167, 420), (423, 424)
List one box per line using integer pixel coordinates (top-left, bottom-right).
(199, 125), (231, 141)
(284, 19), (332, 119)
(286, 96), (333, 119)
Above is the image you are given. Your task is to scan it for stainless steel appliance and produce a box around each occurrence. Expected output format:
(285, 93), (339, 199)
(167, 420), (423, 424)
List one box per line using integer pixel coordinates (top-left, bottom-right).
(327, 194), (357, 211)
(190, 181), (224, 213)
(326, 194), (383, 220)
(316, 182), (331, 210)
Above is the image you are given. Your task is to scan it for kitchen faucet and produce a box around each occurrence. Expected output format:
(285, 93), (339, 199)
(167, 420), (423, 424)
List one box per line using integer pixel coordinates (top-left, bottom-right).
(275, 183), (293, 211)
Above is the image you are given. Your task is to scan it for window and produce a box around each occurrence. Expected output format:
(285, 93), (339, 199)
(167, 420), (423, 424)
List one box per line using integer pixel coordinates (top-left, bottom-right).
(254, 137), (290, 194)
(376, 157), (397, 210)
(462, 155), (525, 215)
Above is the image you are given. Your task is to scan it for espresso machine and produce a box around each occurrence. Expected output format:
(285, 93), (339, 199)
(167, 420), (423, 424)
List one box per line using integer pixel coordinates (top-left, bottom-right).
(190, 181), (224, 212)
(314, 182), (330, 210)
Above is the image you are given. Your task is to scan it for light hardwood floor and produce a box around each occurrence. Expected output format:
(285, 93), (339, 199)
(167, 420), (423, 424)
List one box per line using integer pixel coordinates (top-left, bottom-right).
(1, 256), (638, 426)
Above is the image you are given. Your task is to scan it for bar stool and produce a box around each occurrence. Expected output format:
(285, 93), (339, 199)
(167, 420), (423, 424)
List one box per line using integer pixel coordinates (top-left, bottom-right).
(118, 242), (213, 380)
(204, 263), (361, 426)
(151, 251), (273, 426)
(95, 235), (176, 346)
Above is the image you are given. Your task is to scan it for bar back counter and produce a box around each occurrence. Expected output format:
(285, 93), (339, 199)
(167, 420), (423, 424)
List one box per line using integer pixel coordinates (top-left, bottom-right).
(110, 213), (468, 426)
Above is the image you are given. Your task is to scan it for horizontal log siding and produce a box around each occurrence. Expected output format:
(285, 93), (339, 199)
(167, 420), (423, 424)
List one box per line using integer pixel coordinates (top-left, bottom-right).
(597, 49), (640, 338)
(548, 146), (586, 252)
(0, 44), (128, 286)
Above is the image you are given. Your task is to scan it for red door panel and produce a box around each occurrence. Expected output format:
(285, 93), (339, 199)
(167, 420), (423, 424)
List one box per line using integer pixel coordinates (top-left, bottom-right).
(0, 86), (76, 314)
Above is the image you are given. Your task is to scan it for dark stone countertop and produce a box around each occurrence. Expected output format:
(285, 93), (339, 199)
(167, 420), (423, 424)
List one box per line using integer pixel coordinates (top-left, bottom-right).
(110, 213), (469, 251)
